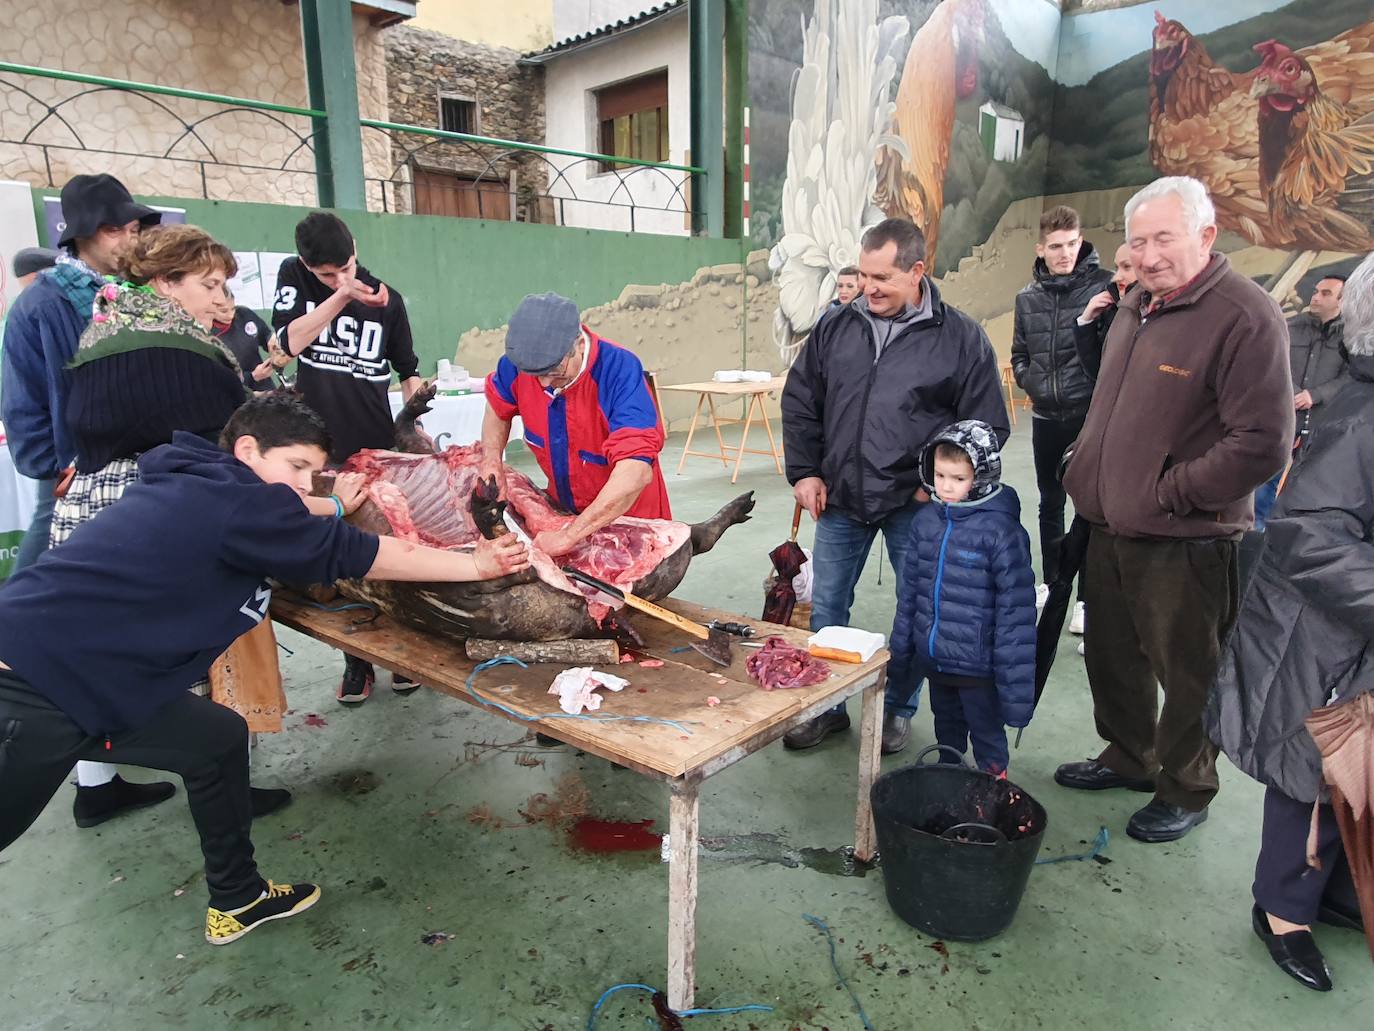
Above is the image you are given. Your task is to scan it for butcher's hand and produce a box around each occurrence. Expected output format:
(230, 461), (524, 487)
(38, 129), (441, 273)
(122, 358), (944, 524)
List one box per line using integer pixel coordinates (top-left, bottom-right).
(474, 534), (530, 579)
(1080, 290), (1115, 323)
(794, 477), (827, 521)
(533, 527), (580, 558)
(331, 472), (368, 515)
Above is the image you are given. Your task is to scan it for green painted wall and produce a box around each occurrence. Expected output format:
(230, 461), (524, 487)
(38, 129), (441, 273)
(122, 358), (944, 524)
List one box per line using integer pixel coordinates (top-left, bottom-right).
(31, 190), (744, 374)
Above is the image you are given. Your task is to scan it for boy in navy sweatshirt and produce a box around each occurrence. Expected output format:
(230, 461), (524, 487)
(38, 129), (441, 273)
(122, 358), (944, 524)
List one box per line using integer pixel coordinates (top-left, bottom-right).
(0, 395), (528, 945)
(887, 421), (1037, 772)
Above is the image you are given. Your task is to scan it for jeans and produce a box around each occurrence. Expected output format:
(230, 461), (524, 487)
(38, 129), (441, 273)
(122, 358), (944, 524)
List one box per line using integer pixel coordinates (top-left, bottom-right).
(13, 476), (56, 573)
(929, 682), (1008, 774)
(0, 671), (264, 910)
(809, 502), (923, 716)
(1253, 467), (1284, 530)
(1031, 416), (1084, 593)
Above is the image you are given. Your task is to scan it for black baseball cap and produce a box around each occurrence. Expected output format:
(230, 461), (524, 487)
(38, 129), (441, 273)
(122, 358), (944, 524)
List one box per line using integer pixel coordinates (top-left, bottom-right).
(57, 174), (161, 246)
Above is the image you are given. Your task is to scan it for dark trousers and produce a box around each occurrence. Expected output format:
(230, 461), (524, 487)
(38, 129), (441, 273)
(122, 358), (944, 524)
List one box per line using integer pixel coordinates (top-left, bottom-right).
(1031, 416), (1084, 591)
(1254, 787), (1351, 926)
(0, 671), (264, 910)
(13, 476), (56, 573)
(929, 682), (1008, 774)
(1082, 528), (1238, 810)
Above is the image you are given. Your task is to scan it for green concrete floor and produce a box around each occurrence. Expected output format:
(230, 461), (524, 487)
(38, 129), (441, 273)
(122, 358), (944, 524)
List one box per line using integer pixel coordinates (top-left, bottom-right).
(3, 425), (1371, 1030)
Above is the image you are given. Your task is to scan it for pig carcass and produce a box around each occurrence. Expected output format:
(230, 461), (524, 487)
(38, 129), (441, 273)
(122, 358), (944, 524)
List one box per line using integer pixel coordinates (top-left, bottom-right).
(326, 385), (755, 642)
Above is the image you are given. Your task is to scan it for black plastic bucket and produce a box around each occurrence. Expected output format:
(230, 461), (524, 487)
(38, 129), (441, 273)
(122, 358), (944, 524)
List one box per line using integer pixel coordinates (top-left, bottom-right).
(872, 745), (1047, 941)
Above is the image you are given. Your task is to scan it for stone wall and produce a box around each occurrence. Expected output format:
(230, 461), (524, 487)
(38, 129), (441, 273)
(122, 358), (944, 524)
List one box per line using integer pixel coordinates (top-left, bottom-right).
(0, 0), (391, 210)
(383, 25), (546, 219)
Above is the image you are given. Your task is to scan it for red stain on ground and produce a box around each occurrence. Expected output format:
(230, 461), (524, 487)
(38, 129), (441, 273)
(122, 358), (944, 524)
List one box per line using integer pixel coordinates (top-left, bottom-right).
(303, 713), (328, 728)
(567, 818), (662, 854)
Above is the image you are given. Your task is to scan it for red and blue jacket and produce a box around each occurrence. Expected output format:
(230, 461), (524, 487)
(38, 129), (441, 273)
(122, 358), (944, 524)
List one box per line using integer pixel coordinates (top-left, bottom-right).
(485, 328), (670, 519)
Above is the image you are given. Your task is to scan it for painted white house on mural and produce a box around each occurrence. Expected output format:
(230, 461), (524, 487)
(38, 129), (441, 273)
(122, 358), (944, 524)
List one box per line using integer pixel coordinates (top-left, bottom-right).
(526, 2), (690, 236)
(978, 101), (1025, 163)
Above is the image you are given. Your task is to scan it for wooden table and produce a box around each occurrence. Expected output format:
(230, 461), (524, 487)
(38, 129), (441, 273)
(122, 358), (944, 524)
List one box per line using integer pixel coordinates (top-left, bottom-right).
(659, 376), (787, 484)
(272, 592), (887, 1012)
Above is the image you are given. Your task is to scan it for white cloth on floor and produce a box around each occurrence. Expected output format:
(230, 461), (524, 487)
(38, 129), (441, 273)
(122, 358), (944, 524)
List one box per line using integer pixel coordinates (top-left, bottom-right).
(548, 667), (629, 715)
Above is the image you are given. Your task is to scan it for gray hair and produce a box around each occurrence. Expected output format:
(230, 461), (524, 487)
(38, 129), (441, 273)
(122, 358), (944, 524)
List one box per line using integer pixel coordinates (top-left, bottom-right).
(1341, 253), (1374, 357)
(1124, 176), (1217, 239)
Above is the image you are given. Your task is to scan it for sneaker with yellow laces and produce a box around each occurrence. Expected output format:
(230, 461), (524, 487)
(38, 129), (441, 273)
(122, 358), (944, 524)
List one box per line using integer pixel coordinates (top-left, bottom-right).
(205, 880), (321, 945)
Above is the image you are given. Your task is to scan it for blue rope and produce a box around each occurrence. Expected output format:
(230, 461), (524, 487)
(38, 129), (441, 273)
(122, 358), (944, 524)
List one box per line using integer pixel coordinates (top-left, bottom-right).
(586, 982), (772, 1029)
(1035, 826), (1110, 865)
(294, 598), (379, 614)
(465, 656), (698, 734)
(803, 914), (875, 1031)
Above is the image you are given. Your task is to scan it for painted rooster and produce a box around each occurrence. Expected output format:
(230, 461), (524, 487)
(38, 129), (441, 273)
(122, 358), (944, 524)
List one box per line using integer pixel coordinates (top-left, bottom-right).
(1147, 11), (1374, 248)
(1251, 40), (1374, 252)
(873, 0), (987, 270)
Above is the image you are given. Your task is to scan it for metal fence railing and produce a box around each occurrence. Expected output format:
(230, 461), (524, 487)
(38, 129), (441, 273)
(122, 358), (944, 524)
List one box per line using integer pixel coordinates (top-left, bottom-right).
(0, 63), (701, 233)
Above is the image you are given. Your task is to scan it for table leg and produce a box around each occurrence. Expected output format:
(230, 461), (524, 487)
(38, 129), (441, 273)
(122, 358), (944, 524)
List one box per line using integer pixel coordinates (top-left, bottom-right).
(677, 392), (707, 474)
(730, 394), (758, 484)
(757, 393), (784, 474)
(854, 670), (885, 863)
(704, 394), (730, 466)
(667, 779), (700, 1012)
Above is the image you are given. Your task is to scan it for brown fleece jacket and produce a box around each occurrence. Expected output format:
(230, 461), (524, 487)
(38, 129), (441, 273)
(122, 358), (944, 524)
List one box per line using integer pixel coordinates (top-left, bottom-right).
(1064, 253), (1293, 540)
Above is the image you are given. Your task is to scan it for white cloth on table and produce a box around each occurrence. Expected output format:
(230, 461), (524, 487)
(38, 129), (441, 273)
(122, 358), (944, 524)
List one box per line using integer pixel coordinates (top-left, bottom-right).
(548, 667), (629, 715)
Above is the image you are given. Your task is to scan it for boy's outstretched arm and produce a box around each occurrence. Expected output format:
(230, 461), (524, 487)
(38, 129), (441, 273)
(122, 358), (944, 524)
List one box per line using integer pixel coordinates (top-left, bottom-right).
(366, 535), (529, 582)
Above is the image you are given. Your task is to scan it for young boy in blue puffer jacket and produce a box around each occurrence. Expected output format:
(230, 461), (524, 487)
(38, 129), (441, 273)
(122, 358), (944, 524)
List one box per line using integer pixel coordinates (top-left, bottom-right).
(888, 420), (1037, 773)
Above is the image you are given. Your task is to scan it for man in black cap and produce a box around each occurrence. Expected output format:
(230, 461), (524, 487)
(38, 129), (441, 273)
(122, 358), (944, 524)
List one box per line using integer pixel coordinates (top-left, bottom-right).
(0, 174), (172, 824)
(480, 292), (670, 557)
(11, 247), (59, 290)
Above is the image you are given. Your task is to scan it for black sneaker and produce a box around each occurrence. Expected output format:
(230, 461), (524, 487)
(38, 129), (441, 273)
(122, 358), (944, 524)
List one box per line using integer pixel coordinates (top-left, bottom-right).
(250, 787), (293, 818)
(73, 775), (176, 828)
(391, 673), (421, 696)
(205, 880), (321, 945)
(336, 661), (374, 705)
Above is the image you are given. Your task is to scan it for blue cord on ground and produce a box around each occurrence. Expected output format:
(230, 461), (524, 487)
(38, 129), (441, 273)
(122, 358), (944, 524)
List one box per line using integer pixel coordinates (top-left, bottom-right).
(586, 983), (772, 1029)
(1035, 825), (1109, 865)
(465, 656), (698, 734)
(803, 914), (876, 1031)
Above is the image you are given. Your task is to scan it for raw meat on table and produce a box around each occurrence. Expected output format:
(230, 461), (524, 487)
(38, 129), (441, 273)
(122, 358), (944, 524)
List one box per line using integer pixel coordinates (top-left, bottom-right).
(745, 636), (831, 690)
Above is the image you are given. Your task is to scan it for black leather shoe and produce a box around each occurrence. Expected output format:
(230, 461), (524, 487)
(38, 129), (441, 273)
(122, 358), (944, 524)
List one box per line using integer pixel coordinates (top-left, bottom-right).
(783, 710), (851, 750)
(535, 733), (561, 747)
(1126, 799), (1208, 843)
(250, 787), (292, 819)
(1317, 901), (1364, 933)
(73, 775), (176, 828)
(1054, 760), (1155, 793)
(881, 713), (911, 755)
(1252, 906), (1332, 992)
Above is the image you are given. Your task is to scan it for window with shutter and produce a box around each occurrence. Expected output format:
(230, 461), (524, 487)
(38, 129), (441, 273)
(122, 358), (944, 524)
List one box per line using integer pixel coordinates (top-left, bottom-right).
(594, 71), (669, 172)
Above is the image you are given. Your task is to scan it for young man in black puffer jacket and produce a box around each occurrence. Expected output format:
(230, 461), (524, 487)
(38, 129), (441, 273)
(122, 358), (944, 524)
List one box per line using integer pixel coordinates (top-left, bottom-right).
(1010, 206), (1111, 625)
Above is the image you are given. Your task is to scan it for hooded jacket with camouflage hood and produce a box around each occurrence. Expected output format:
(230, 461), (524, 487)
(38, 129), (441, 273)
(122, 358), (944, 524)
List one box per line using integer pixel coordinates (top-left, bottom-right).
(888, 420), (1038, 728)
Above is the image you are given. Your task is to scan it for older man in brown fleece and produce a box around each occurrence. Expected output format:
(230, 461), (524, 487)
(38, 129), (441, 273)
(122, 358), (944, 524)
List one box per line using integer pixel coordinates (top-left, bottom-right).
(1054, 175), (1293, 844)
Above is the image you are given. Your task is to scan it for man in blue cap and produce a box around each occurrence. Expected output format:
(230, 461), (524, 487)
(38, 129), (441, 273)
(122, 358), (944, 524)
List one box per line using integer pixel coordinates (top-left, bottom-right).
(481, 292), (669, 557)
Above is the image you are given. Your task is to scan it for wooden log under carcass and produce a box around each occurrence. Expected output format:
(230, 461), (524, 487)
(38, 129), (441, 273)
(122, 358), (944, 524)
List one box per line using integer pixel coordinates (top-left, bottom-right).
(464, 638), (621, 664)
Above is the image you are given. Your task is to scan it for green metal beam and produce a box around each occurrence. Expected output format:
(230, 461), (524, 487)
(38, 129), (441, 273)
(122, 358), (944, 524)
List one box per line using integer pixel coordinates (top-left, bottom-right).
(723, 0), (747, 240)
(689, 0), (725, 238)
(299, 0), (366, 210)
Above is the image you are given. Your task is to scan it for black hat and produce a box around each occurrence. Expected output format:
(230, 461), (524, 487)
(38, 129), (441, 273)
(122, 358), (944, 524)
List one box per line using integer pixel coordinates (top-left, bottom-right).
(12, 247), (59, 278)
(57, 174), (160, 246)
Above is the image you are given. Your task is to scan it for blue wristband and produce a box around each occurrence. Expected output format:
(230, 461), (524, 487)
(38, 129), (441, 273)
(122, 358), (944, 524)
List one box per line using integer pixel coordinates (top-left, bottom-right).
(329, 494), (344, 518)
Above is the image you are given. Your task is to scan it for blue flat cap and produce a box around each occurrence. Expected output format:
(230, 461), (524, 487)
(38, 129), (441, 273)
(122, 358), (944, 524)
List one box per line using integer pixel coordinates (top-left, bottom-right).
(506, 292), (581, 374)
(13, 247), (59, 278)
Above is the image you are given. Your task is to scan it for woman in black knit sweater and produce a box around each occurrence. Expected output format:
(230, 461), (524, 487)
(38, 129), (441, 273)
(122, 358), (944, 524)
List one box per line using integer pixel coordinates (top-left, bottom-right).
(56, 225), (296, 825)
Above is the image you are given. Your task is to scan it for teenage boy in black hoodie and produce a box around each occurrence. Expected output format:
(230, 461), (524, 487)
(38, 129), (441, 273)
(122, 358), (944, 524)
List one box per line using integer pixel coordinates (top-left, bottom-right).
(272, 211), (425, 705)
(0, 395), (528, 945)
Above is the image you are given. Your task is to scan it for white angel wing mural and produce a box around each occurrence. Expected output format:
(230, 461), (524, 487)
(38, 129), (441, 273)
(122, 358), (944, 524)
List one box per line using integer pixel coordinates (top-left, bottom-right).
(769, 0), (910, 367)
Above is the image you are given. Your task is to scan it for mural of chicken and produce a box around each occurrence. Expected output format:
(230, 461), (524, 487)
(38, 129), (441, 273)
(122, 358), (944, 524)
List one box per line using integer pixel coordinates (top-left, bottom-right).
(1148, 10), (1374, 250)
(873, 0), (988, 270)
(1252, 40), (1374, 252)
(768, 0), (910, 366)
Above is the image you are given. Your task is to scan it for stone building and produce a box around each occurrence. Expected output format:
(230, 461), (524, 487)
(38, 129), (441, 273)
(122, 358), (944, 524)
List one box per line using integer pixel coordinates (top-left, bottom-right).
(0, 0), (404, 210)
(382, 25), (546, 221)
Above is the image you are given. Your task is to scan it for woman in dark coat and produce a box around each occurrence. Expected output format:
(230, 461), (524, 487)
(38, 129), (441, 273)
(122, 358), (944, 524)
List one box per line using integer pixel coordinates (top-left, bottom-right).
(1205, 252), (1374, 993)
